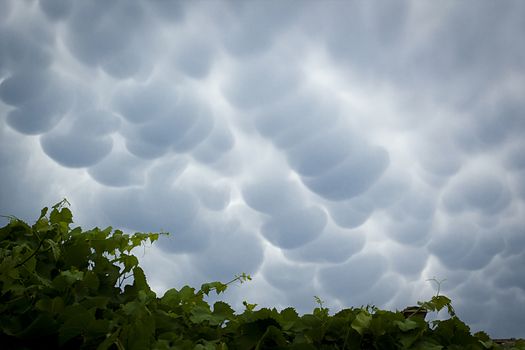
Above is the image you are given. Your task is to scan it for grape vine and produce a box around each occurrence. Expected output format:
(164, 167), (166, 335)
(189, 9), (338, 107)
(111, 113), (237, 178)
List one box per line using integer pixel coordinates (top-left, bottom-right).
(1, 201), (523, 349)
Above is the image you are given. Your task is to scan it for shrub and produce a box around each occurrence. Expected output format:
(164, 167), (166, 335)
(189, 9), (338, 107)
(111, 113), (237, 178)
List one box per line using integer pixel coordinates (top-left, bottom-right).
(1, 200), (523, 349)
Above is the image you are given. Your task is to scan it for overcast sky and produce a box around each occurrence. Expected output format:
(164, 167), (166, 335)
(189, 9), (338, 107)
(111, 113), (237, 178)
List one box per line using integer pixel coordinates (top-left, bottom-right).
(1, 0), (524, 338)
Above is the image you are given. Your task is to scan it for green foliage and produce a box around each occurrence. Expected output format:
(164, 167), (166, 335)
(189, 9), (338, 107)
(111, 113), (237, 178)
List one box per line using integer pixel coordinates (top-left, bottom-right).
(1, 201), (523, 349)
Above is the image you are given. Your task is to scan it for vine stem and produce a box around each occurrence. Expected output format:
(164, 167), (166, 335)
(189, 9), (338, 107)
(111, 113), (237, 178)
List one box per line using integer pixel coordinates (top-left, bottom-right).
(15, 232), (45, 268)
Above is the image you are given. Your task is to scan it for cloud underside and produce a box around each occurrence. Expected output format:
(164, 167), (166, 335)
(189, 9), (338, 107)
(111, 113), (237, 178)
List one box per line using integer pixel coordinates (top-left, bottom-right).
(1, 0), (524, 338)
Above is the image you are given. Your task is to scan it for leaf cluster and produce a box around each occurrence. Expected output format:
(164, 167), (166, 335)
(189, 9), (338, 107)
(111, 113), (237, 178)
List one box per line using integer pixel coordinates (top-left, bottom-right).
(1, 201), (523, 349)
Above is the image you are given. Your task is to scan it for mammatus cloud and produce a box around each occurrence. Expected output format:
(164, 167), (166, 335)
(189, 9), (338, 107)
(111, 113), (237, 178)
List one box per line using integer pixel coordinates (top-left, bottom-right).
(1, 0), (524, 338)
(284, 223), (366, 264)
(261, 205), (327, 249)
(319, 252), (392, 306)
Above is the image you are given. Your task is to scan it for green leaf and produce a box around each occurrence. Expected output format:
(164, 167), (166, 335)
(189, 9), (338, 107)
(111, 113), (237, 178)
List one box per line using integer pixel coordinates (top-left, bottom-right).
(122, 300), (147, 317)
(81, 296), (110, 310)
(16, 313), (57, 338)
(420, 295), (452, 313)
(243, 300), (258, 312)
(120, 316), (155, 350)
(39, 207), (49, 220)
(117, 254), (139, 274)
(63, 239), (90, 268)
(50, 207), (73, 226)
(179, 285), (197, 303)
(200, 281), (227, 296)
(53, 269), (85, 290)
(399, 332), (424, 349)
(45, 238), (61, 260)
(36, 296), (65, 314)
(213, 301), (235, 321)
(189, 304), (215, 324)
(59, 304), (94, 345)
(279, 307), (299, 330)
(96, 331), (121, 350)
(132, 266), (153, 296)
(255, 325), (288, 349)
(161, 288), (181, 308)
(351, 311), (372, 335)
(411, 340), (444, 350)
(82, 270), (100, 291)
(395, 318), (419, 332)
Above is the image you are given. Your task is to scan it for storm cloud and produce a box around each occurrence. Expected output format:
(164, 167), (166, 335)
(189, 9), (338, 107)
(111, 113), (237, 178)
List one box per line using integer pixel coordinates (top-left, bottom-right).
(1, 0), (524, 339)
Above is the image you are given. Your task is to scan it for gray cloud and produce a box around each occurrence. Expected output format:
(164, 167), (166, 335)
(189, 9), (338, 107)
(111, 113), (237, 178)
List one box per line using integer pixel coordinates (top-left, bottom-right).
(473, 96), (525, 149)
(220, 0), (300, 57)
(171, 102), (215, 153)
(123, 135), (169, 160)
(442, 172), (511, 216)
(157, 216), (213, 254)
(326, 198), (374, 229)
(303, 144), (389, 201)
(0, 45), (73, 135)
(284, 224), (365, 264)
(114, 85), (216, 160)
(174, 37), (216, 79)
(262, 257), (315, 291)
(112, 81), (177, 124)
(501, 222), (525, 257)
(286, 126), (355, 177)
(137, 113), (198, 149)
(252, 92), (340, 149)
(39, 108), (120, 167)
(0, 20), (54, 73)
(318, 1), (409, 74)
(63, 0), (155, 79)
(386, 244), (428, 278)
(367, 274), (403, 307)
(1, 0), (524, 339)
(87, 146), (148, 187)
(194, 182), (231, 212)
(75, 109), (121, 135)
(0, 124), (54, 225)
(504, 142), (525, 171)
(0, 70), (50, 106)
(41, 132), (113, 168)
(493, 253), (525, 291)
(0, 0), (12, 22)
(383, 216), (433, 247)
(411, 2), (525, 98)
(248, 87), (390, 203)
(429, 218), (506, 272)
(144, 156), (189, 187)
(99, 185), (199, 236)
(6, 94), (69, 135)
(389, 188), (436, 220)
(429, 220), (478, 270)
(192, 123), (234, 164)
(319, 252), (389, 304)
(261, 205), (327, 249)
(242, 176), (304, 216)
(148, 0), (185, 22)
(39, 0), (73, 21)
(363, 166), (411, 209)
(192, 222), (264, 281)
(486, 294), (525, 339)
(223, 55), (300, 110)
(415, 130), (464, 178)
